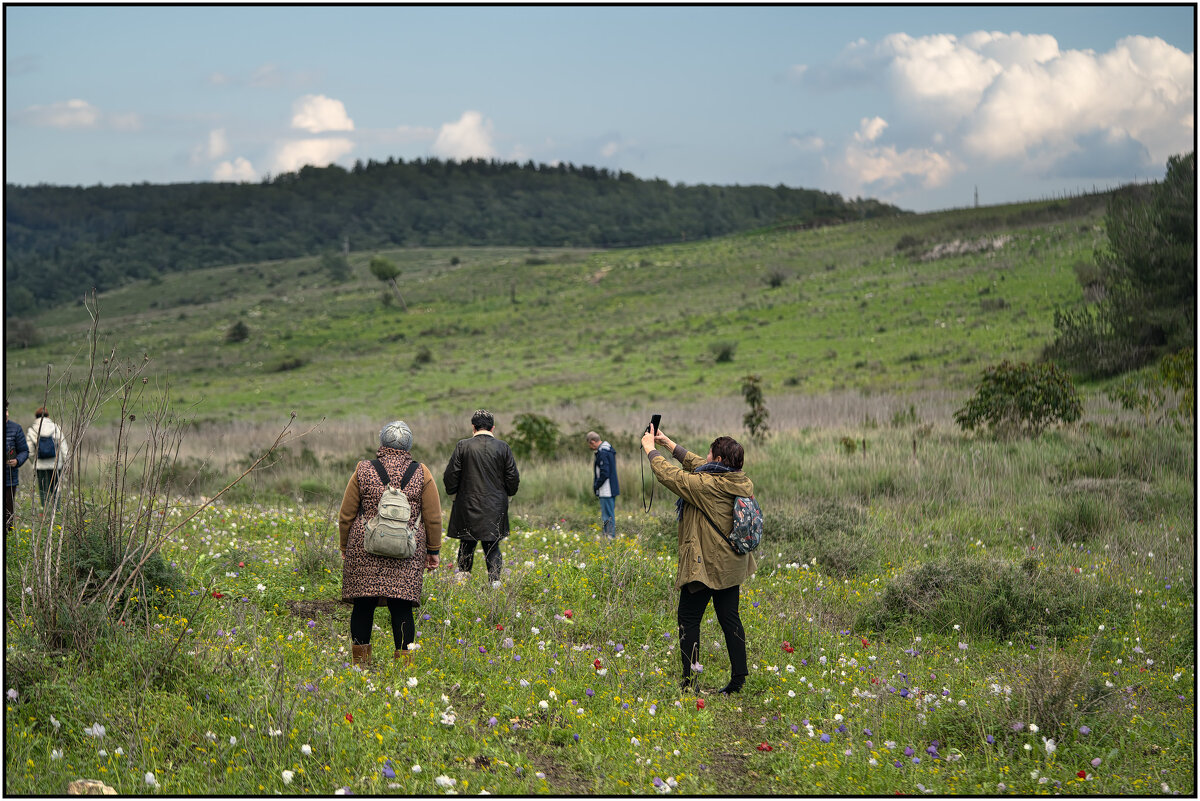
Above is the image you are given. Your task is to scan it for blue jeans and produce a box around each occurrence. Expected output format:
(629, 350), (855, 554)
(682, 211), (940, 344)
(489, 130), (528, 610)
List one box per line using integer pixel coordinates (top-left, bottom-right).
(599, 496), (616, 537)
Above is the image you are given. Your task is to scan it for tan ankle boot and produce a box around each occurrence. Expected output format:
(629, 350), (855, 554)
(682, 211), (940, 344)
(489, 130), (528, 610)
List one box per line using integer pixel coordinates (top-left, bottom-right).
(352, 643), (372, 666)
(394, 649), (413, 667)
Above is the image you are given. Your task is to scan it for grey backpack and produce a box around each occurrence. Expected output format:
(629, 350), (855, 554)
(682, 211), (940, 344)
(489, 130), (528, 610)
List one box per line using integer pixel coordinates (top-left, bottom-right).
(363, 460), (422, 559)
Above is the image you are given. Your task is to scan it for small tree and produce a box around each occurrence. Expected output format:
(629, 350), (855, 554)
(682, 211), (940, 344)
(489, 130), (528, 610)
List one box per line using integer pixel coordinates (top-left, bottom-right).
(509, 413), (560, 459)
(225, 320), (249, 343)
(954, 360), (1082, 437)
(742, 374), (770, 440)
(321, 251), (351, 283)
(369, 256), (407, 310)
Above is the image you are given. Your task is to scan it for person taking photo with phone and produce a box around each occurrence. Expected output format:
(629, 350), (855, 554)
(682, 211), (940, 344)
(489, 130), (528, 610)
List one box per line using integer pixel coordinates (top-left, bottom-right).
(640, 425), (756, 694)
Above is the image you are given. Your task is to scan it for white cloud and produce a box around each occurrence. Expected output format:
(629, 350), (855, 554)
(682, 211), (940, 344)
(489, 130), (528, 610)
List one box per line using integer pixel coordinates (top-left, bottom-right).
(431, 111), (496, 160)
(14, 99), (142, 131)
(815, 31), (1192, 182)
(963, 35), (1194, 166)
(213, 157), (258, 182)
(271, 137), (355, 174)
(601, 141), (619, 158)
(291, 95), (354, 133)
(17, 99), (100, 128)
(854, 116), (888, 143)
(788, 133), (824, 152)
(207, 129), (229, 159)
(841, 141), (959, 191)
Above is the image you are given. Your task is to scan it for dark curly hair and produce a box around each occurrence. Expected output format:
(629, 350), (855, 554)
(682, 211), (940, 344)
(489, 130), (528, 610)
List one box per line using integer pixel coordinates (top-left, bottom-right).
(471, 409), (495, 431)
(709, 436), (744, 470)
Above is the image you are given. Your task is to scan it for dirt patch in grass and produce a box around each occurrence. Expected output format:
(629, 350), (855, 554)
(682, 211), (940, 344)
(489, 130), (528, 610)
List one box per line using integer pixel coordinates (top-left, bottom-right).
(1065, 477), (1153, 494)
(283, 598), (344, 618)
(699, 706), (772, 795)
(523, 747), (597, 794)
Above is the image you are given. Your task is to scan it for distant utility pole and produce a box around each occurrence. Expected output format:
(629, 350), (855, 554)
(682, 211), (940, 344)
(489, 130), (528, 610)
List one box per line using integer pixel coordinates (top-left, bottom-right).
(974, 186), (979, 208)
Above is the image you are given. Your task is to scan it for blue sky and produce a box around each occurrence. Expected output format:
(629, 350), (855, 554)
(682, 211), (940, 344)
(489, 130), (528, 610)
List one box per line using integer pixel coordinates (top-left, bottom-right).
(5, 5), (1194, 211)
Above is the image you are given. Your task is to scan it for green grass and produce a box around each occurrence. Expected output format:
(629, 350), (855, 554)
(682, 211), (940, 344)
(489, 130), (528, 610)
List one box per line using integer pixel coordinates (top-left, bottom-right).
(3, 418), (1193, 795)
(4, 197), (1105, 426)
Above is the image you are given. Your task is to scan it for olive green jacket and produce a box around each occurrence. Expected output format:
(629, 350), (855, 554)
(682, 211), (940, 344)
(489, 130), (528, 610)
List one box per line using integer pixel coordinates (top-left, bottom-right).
(648, 444), (758, 591)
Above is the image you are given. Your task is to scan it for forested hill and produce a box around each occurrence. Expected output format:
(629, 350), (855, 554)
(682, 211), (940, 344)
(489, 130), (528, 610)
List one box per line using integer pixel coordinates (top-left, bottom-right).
(4, 158), (904, 313)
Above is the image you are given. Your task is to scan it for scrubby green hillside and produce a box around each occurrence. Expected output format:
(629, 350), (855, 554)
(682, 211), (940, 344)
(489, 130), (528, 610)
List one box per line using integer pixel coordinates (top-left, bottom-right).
(5, 194), (1106, 424)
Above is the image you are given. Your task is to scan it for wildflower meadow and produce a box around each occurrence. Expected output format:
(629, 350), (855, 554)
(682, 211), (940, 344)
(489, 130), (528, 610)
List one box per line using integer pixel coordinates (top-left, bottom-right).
(4, 417), (1193, 796)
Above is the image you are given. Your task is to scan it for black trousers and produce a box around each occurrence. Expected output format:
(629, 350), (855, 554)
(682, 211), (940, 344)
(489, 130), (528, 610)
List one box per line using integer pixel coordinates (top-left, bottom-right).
(456, 539), (503, 582)
(678, 582), (748, 679)
(350, 597), (415, 650)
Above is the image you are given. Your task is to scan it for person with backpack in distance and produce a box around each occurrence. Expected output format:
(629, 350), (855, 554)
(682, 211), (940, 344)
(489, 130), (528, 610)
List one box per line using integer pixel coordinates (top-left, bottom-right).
(26, 407), (69, 513)
(641, 426), (760, 695)
(444, 409), (520, 585)
(586, 431), (620, 537)
(5, 401), (29, 535)
(338, 420), (443, 668)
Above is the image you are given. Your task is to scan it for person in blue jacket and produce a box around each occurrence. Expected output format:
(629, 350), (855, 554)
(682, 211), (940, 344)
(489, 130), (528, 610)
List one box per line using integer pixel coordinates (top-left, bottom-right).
(5, 400), (30, 534)
(586, 431), (620, 537)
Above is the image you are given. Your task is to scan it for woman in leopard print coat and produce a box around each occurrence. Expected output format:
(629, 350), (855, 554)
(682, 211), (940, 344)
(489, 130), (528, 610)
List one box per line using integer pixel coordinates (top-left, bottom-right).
(338, 420), (443, 667)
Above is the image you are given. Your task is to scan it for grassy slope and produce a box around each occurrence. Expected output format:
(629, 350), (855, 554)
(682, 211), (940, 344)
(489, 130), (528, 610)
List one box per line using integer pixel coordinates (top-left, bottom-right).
(5, 197), (1104, 424)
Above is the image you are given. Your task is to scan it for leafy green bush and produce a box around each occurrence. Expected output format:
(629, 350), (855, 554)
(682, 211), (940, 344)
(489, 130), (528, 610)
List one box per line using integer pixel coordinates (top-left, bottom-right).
(1107, 347), (1195, 427)
(710, 340), (737, 363)
(509, 412), (561, 460)
(954, 360), (1082, 437)
(857, 555), (1122, 640)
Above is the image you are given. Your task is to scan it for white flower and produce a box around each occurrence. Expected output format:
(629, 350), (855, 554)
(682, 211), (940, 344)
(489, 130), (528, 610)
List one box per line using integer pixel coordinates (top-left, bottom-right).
(50, 749), (63, 760)
(83, 723), (106, 738)
(538, 700), (549, 710)
(531, 627), (540, 635)
(1098, 624), (1105, 631)
(301, 744), (312, 756)
(256, 583), (266, 592)
(1028, 723), (1039, 734)
(407, 677), (419, 688)
(205, 731), (216, 742)
(834, 713), (843, 721)
(115, 747), (124, 756)
(144, 772), (158, 787)
(268, 728), (282, 737)
(229, 736), (238, 746)
(50, 715), (60, 730)
(597, 668), (608, 676)
(631, 737), (641, 747)
(98, 750), (107, 757)
(435, 775), (456, 788)
(1042, 737), (1056, 754)
(412, 765), (422, 774)
(787, 690), (795, 698)
(281, 770), (295, 785)
(1024, 743), (1032, 751)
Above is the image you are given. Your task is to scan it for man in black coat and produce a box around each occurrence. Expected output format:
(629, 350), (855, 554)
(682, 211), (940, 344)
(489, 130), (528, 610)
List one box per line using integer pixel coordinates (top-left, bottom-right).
(443, 409), (520, 584)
